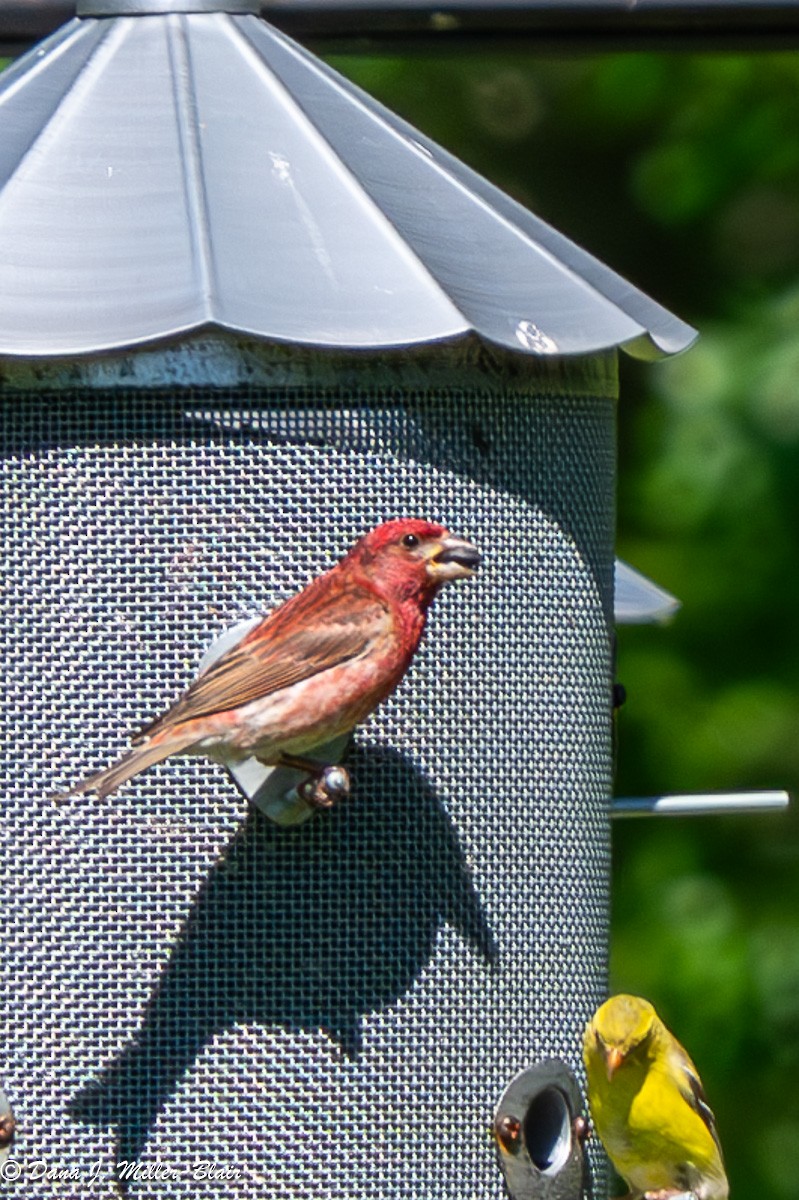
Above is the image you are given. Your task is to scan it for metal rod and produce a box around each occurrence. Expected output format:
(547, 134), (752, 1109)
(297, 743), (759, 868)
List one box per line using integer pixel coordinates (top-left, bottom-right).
(612, 791), (791, 818)
(3, 0), (799, 55)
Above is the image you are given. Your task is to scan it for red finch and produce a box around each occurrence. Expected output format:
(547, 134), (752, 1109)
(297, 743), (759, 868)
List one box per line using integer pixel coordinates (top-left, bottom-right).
(57, 519), (480, 803)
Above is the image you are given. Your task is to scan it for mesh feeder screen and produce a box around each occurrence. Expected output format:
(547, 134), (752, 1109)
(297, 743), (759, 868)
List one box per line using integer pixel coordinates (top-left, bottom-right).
(0, 337), (613, 1198)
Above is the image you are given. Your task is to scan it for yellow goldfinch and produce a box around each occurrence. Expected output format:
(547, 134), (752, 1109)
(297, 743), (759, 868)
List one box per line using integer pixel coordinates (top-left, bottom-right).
(583, 994), (729, 1200)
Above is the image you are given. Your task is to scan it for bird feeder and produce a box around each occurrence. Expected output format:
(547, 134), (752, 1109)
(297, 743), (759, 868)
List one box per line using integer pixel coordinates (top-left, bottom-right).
(0, 4), (697, 1197)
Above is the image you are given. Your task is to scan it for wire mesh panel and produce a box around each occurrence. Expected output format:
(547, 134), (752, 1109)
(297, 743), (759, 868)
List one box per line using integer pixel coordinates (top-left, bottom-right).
(0, 337), (614, 1199)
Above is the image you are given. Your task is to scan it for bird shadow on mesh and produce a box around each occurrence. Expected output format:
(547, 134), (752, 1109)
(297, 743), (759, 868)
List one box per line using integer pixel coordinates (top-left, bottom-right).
(69, 743), (496, 1180)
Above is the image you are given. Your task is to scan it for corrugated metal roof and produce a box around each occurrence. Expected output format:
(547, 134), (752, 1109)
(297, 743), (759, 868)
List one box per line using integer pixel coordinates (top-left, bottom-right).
(614, 560), (680, 624)
(0, 7), (697, 358)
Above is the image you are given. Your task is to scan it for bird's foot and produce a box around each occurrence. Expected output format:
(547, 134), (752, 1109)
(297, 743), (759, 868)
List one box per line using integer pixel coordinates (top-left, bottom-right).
(276, 754), (351, 810)
(643, 1191), (696, 1200)
(297, 765), (351, 809)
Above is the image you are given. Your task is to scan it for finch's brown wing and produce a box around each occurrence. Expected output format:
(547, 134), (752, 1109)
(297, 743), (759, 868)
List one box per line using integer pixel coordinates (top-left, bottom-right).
(136, 577), (390, 740)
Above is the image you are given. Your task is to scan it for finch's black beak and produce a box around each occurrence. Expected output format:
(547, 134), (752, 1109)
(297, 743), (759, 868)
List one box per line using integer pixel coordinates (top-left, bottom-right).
(435, 543), (481, 570)
(428, 536), (481, 581)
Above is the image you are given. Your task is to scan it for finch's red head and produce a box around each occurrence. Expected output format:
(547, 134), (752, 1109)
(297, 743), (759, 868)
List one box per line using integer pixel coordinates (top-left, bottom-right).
(348, 519), (480, 601)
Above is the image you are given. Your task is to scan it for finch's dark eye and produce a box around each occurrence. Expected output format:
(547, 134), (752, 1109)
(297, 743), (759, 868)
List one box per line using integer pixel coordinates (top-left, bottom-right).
(402, 534), (420, 549)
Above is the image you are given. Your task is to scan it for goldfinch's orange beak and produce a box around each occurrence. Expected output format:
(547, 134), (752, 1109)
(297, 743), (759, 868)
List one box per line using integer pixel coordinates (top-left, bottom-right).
(605, 1047), (625, 1080)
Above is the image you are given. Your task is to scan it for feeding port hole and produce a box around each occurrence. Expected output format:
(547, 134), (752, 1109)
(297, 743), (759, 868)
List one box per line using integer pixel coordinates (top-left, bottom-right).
(523, 1086), (572, 1175)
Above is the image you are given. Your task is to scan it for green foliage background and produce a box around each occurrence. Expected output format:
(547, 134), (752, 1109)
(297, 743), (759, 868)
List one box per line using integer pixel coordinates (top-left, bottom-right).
(327, 49), (799, 1200)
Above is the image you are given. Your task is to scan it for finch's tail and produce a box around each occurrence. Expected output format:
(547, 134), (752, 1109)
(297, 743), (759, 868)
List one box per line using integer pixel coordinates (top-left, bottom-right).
(54, 735), (193, 803)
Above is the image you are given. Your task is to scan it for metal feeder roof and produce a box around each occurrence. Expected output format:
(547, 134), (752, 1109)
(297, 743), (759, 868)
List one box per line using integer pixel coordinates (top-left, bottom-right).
(0, 0), (697, 358)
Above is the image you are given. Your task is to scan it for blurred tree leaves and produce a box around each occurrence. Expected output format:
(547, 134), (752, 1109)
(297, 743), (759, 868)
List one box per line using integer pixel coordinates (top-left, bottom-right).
(328, 48), (799, 1200)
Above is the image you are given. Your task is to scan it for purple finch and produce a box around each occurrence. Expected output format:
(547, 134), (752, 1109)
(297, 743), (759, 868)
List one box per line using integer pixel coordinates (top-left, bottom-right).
(58, 519), (480, 802)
